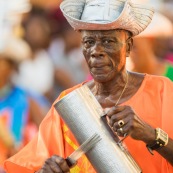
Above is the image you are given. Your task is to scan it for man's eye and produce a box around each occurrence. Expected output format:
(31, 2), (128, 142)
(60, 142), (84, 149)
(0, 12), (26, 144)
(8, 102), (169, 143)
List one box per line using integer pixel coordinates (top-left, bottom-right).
(83, 40), (94, 47)
(103, 40), (114, 44)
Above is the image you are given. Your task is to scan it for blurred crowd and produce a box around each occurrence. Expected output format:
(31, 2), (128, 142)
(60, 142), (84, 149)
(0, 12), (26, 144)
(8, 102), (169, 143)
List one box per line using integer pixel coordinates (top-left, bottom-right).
(0, 0), (173, 172)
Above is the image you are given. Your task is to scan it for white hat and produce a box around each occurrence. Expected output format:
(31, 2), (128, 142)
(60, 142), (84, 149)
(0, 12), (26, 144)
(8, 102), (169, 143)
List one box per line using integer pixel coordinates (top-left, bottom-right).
(60, 0), (154, 36)
(137, 12), (173, 38)
(0, 37), (31, 63)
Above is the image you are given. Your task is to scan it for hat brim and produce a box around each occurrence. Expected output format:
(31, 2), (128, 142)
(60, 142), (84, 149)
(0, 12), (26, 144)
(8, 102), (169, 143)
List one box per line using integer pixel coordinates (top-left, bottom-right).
(60, 0), (154, 36)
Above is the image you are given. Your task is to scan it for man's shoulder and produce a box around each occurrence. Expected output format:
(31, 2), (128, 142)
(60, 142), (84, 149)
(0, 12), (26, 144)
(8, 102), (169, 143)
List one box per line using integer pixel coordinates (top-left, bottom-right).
(144, 74), (173, 90)
(146, 74), (172, 83)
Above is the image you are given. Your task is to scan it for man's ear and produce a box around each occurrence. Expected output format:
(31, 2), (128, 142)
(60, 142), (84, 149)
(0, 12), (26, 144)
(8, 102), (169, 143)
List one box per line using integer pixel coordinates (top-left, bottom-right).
(126, 38), (133, 57)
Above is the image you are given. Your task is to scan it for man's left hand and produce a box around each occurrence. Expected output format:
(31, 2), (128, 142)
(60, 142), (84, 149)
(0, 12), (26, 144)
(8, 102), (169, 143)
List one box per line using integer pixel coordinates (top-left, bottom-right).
(107, 105), (155, 144)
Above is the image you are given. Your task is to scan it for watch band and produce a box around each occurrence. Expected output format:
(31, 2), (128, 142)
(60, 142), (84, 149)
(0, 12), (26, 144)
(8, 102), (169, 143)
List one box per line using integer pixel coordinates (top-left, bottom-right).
(146, 128), (168, 155)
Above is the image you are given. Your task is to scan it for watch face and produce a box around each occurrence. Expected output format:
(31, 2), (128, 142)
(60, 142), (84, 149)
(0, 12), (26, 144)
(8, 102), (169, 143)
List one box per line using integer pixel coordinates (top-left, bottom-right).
(156, 128), (168, 145)
(146, 128), (169, 153)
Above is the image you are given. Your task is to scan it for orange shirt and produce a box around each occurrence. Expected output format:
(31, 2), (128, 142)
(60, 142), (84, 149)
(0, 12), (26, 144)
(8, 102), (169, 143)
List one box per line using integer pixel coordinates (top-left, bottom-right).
(4, 74), (173, 173)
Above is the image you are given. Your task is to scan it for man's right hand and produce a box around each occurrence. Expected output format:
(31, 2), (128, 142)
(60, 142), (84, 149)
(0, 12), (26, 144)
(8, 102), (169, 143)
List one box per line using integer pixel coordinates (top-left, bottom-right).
(37, 155), (70, 173)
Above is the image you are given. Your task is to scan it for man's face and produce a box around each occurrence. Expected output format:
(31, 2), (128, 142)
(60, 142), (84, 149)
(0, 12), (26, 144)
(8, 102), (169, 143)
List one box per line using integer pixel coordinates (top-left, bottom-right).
(81, 30), (131, 82)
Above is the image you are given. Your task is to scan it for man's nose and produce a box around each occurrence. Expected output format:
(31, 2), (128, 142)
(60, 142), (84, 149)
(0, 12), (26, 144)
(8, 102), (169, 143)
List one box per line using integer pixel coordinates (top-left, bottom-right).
(91, 42), (105, 58)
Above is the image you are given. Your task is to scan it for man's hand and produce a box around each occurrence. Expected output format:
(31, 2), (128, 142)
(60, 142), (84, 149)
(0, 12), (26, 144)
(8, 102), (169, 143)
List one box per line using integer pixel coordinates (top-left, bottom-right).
(107, 105), (155, 144)
(107, 105), (173, 166)
(37, 155), (70, 173)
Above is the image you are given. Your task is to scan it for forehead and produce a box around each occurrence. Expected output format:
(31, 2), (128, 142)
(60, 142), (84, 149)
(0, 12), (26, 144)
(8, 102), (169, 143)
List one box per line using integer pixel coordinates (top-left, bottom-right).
(81, 29), (127, 38)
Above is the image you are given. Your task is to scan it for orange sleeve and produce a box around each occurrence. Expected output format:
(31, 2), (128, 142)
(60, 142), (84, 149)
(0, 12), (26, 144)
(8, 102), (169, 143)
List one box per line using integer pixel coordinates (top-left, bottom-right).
(4, 105), (64, 173)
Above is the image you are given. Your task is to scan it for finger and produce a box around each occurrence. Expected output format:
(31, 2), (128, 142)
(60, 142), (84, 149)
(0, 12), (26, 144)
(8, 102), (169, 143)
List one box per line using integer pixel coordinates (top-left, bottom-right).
(107, 105), (126, 118)
(112, 117), (129, 133)
(42, 160), (57, 173)
(53, 155), (70, 173)
(108, 111), (127, 127)
(49, 163), (63, 173)
(117, 127), (128, 137)
(40, 167), (53, 173)
(44, 158), (63, 173)
(108, 107), (134, 127)
(110, 115), (129, 129)
(117, 121), (132, 137)
(117, 128), (124, 137)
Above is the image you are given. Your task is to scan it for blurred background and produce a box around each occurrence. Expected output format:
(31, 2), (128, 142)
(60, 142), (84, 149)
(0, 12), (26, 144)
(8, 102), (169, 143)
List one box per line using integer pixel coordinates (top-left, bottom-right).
(0, 0), (173, 172)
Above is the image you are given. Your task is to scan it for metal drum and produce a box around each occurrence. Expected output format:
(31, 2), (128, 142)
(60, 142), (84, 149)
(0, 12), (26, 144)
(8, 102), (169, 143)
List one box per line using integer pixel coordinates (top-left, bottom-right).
(54, 85), (142, 173)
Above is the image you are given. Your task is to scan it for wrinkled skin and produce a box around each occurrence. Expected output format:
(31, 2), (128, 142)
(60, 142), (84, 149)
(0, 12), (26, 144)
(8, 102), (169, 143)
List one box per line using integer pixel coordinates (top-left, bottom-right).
(37, 30), (173, 172)
(82, 29), (129, 83)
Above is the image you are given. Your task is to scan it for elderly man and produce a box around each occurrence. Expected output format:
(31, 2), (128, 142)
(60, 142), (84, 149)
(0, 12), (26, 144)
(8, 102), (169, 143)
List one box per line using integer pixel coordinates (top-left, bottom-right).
(4, 0), (173, 173)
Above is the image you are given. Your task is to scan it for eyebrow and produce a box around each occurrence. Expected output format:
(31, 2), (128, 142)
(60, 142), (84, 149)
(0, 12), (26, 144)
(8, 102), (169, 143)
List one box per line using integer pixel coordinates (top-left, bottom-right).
(82, 36), (118, 41)
(82, 36), (95, 40)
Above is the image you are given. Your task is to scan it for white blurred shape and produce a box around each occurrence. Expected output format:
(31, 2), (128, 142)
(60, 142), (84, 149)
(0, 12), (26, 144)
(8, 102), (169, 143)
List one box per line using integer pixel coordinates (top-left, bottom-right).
(0, 0), (31, 51)
(0, 36), (31, 63)
(136, 12), (173, 38)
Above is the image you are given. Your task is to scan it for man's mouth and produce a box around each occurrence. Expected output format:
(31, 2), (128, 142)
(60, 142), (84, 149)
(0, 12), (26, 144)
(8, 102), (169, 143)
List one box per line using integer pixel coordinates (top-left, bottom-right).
(91, 65), (110, 74)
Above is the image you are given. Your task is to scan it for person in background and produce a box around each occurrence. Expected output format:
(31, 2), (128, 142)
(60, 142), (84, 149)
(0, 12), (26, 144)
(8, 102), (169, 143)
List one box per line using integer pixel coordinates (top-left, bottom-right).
(0, 38), (44, 172)
(14, 7), (55, 104)
(130, 12), (173, 81)
(47, 8), (89, 98)
(4, 1), (173, 173)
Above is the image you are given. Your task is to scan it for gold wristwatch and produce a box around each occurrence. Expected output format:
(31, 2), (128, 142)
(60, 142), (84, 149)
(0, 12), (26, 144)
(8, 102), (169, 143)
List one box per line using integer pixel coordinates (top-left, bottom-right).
(146, 128), (169, 155)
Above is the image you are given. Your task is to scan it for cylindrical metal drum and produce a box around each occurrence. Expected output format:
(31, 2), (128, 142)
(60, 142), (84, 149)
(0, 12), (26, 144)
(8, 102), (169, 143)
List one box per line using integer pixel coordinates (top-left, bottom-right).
(54, 85), (142, 173)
